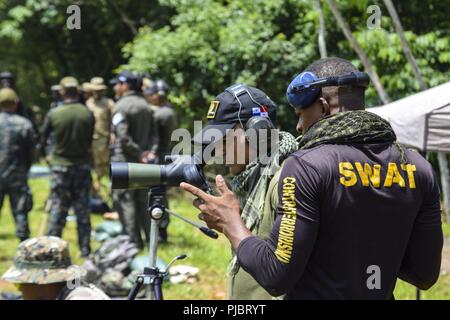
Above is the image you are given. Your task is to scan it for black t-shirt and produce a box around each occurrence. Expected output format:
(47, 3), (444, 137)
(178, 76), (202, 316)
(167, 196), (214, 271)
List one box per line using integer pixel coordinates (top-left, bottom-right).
(237, 142), (443, 299)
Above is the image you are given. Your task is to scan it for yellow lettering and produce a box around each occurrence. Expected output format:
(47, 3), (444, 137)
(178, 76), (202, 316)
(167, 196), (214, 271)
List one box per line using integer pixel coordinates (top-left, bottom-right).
(401, 164), (417, 189)
(283, 177), (296, 184)
(275, 177), (298, 264)
(275, 249), (291, 264)
(384, 162), (405, 187)
(355, 162), (381, 187)
(339, 162), (357, 187)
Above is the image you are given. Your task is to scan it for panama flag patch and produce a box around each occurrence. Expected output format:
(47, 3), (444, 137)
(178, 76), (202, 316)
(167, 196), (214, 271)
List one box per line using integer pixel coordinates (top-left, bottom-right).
(252, 107), (261, 116)
(253, 106), (269, 117)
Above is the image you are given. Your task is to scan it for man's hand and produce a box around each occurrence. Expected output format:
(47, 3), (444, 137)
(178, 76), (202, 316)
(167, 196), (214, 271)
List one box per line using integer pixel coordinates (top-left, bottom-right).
(110, 133), (116, 146)
(180, 175), (252, 251)
(140, 151), (157, 163)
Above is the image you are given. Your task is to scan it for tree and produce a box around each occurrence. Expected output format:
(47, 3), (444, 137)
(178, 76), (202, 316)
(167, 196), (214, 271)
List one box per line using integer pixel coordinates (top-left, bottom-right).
(0, 0), (174, 109)
(315, 0), (327, 59)
(383, 0), (426, 91)
(123, 0), (319, 131)
(326, 0), (390, 104)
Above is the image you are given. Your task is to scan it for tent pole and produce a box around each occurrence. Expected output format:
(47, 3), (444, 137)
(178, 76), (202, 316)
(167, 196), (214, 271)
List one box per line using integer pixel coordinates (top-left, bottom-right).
(437, 152), (450, 222)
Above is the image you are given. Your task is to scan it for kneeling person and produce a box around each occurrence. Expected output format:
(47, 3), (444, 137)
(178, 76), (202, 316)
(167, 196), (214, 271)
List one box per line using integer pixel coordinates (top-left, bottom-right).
(2, 236), (110, 300)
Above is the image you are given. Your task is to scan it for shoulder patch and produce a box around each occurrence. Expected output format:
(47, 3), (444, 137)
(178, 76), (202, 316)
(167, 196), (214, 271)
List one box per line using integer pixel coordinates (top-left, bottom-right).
(207, 100), (219, 119)
(112, 112), (125, 126)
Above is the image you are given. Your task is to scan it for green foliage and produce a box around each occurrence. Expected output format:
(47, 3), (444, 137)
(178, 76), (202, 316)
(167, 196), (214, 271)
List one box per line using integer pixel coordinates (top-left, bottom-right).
(123, 0), (317, 131)
(0, 176), (230, 300)
(0, 0), (173, 110)
(0, 0), (448, 129)
(123, 0), (450, 130)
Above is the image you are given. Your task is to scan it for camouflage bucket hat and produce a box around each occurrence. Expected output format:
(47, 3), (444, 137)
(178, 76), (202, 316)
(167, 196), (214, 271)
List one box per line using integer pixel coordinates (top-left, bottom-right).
(82, 82), (94, 92)
(60, 76), (79, 89)
(2, 236), (86, 284)
(0, 88), (18, 104)
(90, 77), (107, 91)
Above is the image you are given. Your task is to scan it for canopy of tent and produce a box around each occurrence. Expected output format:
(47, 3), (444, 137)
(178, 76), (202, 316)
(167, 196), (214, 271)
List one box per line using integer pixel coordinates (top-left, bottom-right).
(369, 81), (450, 152)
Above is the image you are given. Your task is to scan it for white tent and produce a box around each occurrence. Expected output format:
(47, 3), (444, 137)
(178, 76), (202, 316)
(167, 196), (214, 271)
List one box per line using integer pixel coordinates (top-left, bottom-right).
(369, 81), (450, 152)
(369, 81), (450, 219)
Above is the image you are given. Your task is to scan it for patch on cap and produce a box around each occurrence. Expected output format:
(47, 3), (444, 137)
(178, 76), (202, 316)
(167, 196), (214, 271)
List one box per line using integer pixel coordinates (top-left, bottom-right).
(252, 106), (269, 117)
(207, 100), (220, 119)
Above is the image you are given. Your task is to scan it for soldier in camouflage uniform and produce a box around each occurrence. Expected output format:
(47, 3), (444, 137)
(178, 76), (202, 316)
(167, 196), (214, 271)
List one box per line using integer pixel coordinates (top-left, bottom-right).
(41, 77), (95, 257)
(86, 77), (114, 196)
(0, 71), (32, 121)
(0, 88), (35, 242)
(2, 236), (110, 300)
(144, 80), (178, 242)
(110, 71), (159, 249)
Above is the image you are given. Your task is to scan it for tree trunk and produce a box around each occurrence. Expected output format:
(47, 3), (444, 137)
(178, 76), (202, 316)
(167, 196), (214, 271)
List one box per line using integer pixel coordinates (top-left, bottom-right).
(383, 0), (427, 91)
(326, 0), (391, 104)
(315, 0), (328, 59)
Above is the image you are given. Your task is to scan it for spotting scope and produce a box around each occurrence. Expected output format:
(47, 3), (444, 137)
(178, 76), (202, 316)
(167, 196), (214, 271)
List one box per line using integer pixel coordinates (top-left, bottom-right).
(110, 155), (209, 191)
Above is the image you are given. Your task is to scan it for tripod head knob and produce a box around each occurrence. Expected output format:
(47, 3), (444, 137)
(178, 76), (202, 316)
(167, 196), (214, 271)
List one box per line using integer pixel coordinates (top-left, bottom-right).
(150, 206), (164, 220)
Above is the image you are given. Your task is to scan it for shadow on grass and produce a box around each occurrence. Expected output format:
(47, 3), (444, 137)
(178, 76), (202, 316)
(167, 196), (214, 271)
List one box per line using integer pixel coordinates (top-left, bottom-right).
(0, 233), (16, 240)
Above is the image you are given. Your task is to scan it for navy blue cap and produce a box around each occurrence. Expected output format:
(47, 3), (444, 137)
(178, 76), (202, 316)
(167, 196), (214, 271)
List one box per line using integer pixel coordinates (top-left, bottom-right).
(109, 71), (138, 85)
(192, 84), (277, 145)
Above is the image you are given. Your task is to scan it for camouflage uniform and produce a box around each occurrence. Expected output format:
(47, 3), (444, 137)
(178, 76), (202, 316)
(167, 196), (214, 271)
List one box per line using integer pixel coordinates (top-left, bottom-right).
(146, 80), (177, 241)
(111, 88), (159, 248)
(86, 79), (114, 179)
(47, 165), (92, 251)
(1, 236), (110, 300)
(150, 103), (179, 239)
(41, 77), (95, 256)
(151, 103), (178, 163)
(0, 88), (35, 241)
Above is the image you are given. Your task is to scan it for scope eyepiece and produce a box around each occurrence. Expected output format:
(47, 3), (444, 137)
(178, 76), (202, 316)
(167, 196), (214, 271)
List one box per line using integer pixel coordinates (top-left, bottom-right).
(110, 162), (129, 189)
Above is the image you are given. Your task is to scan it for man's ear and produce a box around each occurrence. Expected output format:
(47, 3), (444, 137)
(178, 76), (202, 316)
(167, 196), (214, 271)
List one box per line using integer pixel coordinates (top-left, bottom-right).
(319, 97), (330, 116)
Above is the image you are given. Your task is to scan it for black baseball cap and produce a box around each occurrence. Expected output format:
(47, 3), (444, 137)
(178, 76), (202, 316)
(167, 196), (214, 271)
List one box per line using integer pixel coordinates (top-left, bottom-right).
(192, 84), (277, 145)
(109, 71), (137, 85)
(144, 79), (169, 96)
(0, 71), (14, 80)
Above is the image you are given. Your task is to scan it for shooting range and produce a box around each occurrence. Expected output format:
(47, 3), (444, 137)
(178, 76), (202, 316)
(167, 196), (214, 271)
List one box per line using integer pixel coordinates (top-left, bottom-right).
(0, 0), (449, 302)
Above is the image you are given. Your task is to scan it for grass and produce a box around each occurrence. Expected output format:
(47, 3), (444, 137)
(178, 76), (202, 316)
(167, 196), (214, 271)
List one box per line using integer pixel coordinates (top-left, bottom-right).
(0, 175), (448, 299)
(0, 175), (230, 299)
(442, 222), (450, 238)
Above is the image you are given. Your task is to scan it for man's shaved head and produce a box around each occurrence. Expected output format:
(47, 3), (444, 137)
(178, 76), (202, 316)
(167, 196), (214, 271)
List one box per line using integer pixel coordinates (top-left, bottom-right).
(305, 57), (366, 111)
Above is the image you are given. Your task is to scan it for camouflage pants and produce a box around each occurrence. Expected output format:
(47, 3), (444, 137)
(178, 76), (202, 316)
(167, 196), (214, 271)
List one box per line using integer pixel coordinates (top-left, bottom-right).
(92, 137), (110, 178)
(47, 165), (92, 251)
(112, 189), (150, 249)
(0, 181), (32, 240)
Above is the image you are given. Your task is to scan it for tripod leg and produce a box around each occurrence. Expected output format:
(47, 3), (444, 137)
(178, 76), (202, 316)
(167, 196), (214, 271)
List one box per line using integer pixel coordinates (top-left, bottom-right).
(127, 276), (144, 300)
(147, 211), (160, 299)
(153, 276), (163, 300)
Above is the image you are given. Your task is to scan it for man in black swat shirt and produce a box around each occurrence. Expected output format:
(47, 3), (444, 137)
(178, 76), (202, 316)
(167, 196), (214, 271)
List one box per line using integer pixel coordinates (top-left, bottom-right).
(181, 58), (443, 299)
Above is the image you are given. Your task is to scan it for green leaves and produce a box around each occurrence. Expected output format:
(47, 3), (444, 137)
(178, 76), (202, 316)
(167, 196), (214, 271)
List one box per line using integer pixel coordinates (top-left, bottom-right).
(124, 0), (450, 127)
(123, 0), (320, 130)
(0, 0), (448, 132)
